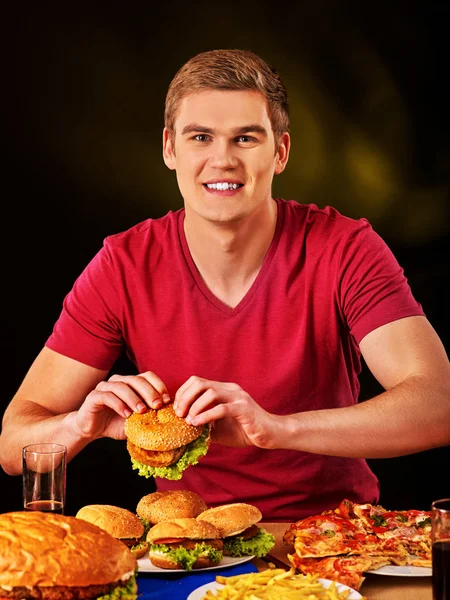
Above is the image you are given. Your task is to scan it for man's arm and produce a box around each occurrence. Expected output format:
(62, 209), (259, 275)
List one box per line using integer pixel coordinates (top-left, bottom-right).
(175, 316), (450, 457)
(0, 347), (171, 475)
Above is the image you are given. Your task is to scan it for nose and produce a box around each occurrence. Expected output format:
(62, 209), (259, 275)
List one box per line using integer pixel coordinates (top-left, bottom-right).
(208, 139), (239, 169)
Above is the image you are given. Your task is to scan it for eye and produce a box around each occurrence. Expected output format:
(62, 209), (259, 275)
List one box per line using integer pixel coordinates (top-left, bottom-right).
(237, 135), (253, 143)
(193, 134), (211, 142)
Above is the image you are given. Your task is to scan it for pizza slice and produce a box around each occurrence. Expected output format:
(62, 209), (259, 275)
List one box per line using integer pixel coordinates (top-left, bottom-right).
(288, 553), (390, 591)
(286, 512), (366, 558)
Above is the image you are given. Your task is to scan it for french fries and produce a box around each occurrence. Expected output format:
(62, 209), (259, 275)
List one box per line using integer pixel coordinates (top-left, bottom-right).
(201, 566), (365, 599)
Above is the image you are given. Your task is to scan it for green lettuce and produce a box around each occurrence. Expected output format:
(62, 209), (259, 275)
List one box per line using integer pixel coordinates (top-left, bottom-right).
(150, 542), (223, 571)
(138, 516), (151, 538)
(224, 528), (275, 558)
(97, 573), (137, 600)
(131, 426), (210, 480)
(131, 540), (148, 555)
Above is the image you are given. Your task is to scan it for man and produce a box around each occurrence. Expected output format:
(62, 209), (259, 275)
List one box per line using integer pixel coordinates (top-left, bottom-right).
(1, 49), (449, 520)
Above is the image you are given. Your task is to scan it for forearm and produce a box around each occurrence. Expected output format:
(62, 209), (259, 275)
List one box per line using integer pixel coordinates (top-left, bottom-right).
(273, 375), (450, 458)
(0, 400), (92, 476)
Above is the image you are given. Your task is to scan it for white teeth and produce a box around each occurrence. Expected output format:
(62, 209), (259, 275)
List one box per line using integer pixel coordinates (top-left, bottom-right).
(206, 183), (240, 190)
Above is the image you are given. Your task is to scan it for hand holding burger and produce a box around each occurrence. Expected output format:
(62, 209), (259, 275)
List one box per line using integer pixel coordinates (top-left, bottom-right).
(124, 403), (210, 480)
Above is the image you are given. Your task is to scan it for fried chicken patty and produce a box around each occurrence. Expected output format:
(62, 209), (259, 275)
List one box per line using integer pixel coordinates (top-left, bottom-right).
(161, 539), (224, 551)
(228, 524), (261, 541)
(127, 440), (185, 467)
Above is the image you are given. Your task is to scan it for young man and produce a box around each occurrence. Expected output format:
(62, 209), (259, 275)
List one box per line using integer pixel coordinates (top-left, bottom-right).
(1, 49), (449, 520)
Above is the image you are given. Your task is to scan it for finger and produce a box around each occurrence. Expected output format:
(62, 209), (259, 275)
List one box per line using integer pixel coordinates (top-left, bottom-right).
(186, 403), (230, 427)
(78, 391), (133, 434)
(185, 388), (223, 420)
(174, 376), (209, 416)
(98, 391), (135, 419)
(107, 374), (168, 410)
(96, 380), (150, 414)
(136, 371), (172, 405)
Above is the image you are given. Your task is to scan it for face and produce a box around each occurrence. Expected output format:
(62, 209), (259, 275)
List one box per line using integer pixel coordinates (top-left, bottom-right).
(163, 89), (290, 224)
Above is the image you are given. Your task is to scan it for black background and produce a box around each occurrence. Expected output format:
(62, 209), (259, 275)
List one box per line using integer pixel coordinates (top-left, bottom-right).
(2, 1), (449, 516)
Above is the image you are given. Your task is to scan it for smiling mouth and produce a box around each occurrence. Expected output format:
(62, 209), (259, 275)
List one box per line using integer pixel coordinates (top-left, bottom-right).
(203, 183), (244, 191)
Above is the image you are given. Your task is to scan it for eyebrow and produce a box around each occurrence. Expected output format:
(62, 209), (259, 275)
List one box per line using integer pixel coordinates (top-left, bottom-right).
(181, 124), (268, 137)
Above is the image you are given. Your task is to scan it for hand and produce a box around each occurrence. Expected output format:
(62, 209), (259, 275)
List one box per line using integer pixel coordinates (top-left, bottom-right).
(74, 371), (172, 440)
(173, 376), (280, 449)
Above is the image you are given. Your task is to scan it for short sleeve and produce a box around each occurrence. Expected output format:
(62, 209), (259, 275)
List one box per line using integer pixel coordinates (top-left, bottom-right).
(338, 221), (425, 344)
(46, 243), (124, 370)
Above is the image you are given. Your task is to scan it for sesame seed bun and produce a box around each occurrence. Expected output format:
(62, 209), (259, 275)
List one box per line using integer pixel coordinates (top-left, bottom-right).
(198, 503), (262, 537)
(0, 511), (137, 589)
(137, 490), (208, 524)
(124, 405), (203, 451)
(76, 504), (144, 540)
(147, 517), (220, 543)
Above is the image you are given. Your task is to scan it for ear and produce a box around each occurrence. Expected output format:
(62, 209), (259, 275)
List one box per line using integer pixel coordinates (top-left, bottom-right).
(274, 132), (291, 175)
(162, 127), (176, 170)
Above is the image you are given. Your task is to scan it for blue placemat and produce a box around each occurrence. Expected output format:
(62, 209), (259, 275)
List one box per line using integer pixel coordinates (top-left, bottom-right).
(137, 561), (258, 600)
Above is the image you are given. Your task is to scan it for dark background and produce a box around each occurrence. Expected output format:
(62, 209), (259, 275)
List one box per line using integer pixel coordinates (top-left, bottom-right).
(2, 1), (449, 516)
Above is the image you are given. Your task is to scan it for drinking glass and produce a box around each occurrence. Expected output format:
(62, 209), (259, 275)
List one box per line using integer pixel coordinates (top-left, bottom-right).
(22, 443), (67, 514)
(432, 498), (450, 600)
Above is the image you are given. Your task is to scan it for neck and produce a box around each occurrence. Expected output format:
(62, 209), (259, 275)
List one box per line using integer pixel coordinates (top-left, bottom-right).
(184, 200), (278, 307)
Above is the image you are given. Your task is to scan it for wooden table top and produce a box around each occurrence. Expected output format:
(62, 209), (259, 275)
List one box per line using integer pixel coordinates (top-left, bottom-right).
(254, 523), (432, 600)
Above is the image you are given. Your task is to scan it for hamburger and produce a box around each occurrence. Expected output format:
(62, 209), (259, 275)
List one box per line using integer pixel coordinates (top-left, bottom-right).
(198, 503), (275, 558)
(146, 517), (223, 570)
(136, 489), (208, 528)
(124, 403), (210, 480)
(0, 511), (137, 600)
(76, 504), (149, 559)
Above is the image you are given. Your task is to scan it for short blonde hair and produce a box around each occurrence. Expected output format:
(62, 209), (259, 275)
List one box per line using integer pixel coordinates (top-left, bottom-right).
(165, 49), (290, 144)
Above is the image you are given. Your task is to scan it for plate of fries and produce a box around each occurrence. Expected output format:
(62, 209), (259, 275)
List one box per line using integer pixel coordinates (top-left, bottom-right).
(187, 567), (364, 600)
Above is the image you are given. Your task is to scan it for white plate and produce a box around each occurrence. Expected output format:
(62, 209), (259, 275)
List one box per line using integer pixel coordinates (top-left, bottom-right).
(137, 553), (254, 573)
(367, 564), (432, 577)
(187, 577), (363, 600)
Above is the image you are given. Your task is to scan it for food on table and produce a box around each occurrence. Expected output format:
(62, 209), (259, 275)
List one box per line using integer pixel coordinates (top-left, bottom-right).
(284, 498), (432, 590)
(197, 502), (275, 558)
(124, 403), (210, 480)
(146, 517), (223, 570)
(137, 489), (208, 527)
(201, 566), (365, 599)
(0, 511), (137, 600)
(75, 503), (148, 558)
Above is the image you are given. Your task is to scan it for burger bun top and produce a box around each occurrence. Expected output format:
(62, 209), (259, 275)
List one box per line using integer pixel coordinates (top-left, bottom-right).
(137, 490), (208, 524)
(0, 511), (137, 588)
(76, 504), (144, 539)
(198, 503), (262, 537)
(124, 404), (203, 451)
(147, 517), (220, 543)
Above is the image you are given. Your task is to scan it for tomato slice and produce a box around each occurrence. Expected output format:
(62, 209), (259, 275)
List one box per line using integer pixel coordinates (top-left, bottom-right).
(153, 537), (186, 544)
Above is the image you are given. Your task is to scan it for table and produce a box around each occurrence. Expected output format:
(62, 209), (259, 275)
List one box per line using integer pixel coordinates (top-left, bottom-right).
(255, 523), (432, 600)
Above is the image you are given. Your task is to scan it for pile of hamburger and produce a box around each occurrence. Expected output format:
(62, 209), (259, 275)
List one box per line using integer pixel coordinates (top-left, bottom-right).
(77, 489), (275, 571)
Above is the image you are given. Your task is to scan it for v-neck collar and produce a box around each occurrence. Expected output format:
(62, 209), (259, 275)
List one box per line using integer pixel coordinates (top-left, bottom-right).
(177, 200), (284, 316)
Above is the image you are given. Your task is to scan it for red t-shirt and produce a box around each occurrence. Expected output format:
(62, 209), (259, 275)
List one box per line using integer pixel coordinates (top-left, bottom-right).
(46, 199), (424, 520)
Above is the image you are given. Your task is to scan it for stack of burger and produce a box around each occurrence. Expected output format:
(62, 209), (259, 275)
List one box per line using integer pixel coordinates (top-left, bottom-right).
(0, 511), (138, 600)
(76, 504), (149, 558)
(137, 489), (220, 571)
(124, 403), (210, 480)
